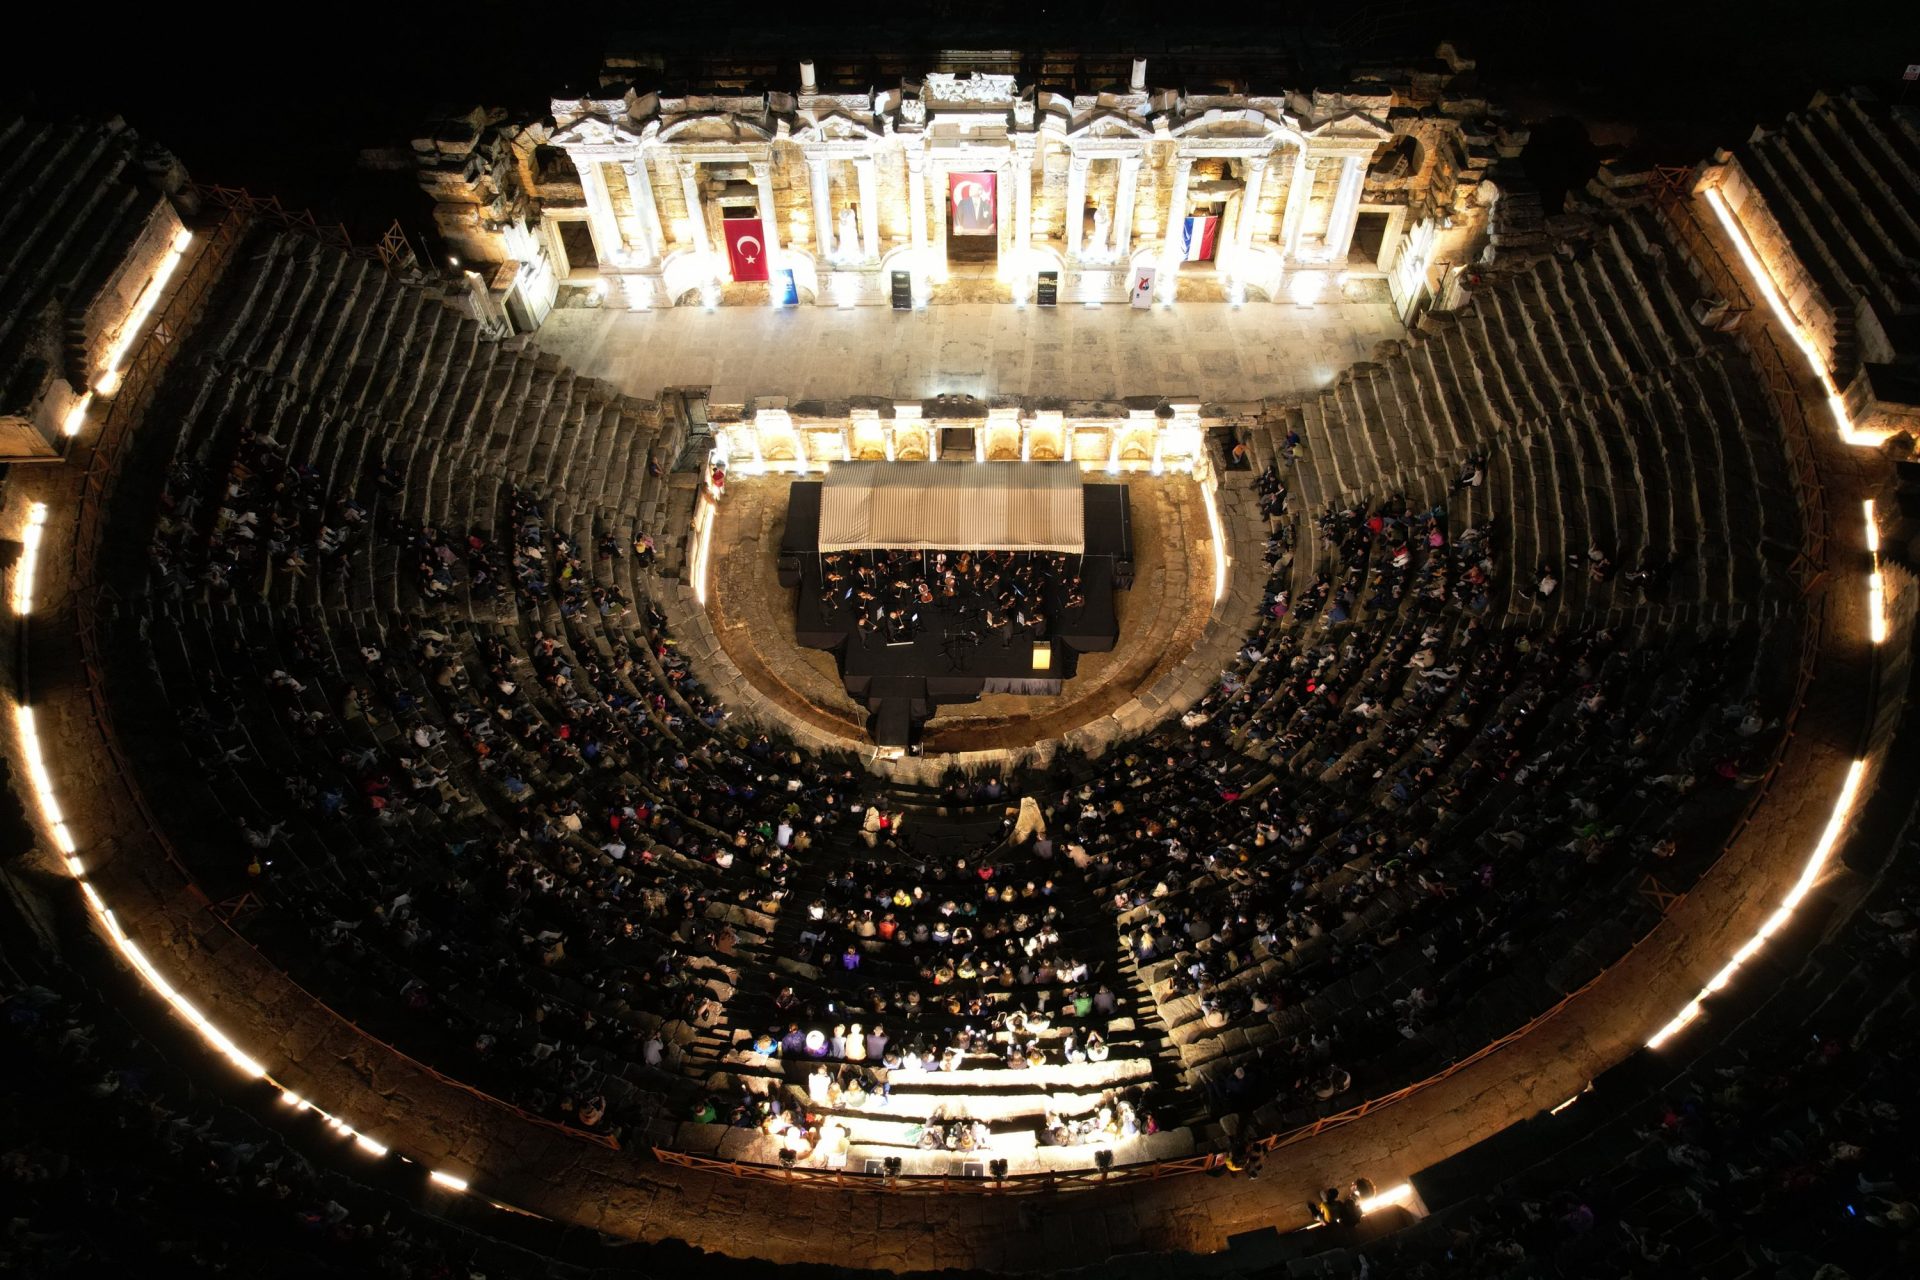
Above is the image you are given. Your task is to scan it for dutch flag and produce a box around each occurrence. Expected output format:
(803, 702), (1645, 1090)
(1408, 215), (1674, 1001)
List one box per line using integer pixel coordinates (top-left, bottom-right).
(1180, 214), (1219, 262)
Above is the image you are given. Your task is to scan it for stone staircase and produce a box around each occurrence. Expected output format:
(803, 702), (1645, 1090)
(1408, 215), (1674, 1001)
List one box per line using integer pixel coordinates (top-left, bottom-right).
(1254, 211), (1800, 625)
(669, 795), (1206, 1174)
(0, 113), (177, 415)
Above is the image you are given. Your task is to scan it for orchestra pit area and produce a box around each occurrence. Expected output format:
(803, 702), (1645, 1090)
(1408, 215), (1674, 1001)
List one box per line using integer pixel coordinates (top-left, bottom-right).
(1, 50), (1917, 1280)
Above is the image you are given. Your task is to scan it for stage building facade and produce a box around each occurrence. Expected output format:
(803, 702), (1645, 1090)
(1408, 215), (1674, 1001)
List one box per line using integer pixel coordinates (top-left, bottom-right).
(417, 48), (1503, 326)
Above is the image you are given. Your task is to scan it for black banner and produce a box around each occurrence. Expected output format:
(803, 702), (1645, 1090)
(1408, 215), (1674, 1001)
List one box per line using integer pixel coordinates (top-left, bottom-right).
(890, 270), (913, 310)
(1036, 271), (1058, 307)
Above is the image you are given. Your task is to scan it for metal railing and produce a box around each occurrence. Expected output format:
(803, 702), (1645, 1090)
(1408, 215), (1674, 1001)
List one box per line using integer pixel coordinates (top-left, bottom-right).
(651, 1143), (1224, 1194)
(190, 183), (418, 275)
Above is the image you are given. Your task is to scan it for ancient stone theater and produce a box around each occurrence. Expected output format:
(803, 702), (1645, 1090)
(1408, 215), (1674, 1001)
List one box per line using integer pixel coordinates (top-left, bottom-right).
(2, 33), (1918, 1280)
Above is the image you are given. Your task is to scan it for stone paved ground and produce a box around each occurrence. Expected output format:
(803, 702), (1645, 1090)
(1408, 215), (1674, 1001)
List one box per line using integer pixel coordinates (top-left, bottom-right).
(533, 299), (1405, 405)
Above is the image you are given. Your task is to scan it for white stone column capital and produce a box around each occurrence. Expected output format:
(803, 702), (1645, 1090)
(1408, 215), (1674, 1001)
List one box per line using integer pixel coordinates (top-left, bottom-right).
(1325, 153), (1368, 262)
(1064, 155), (1089, 260)
(806, 155), (833, 266)
(619, 154), (663, 265)
(854, 156), (879, 261)
(752, 161), (782, 298)
(1157, 156), (1196, 300)
(1280, 148), (1312, 261)
(572, 152), (625, 270)
(1113, 154), (1142, 259)
(1236, 156), (1270, 258)
(677, 160), (712, 258)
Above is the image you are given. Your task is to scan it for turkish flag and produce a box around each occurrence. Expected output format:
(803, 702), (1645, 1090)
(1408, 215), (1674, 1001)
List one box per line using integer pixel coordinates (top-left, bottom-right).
(723, 218), (770, 282)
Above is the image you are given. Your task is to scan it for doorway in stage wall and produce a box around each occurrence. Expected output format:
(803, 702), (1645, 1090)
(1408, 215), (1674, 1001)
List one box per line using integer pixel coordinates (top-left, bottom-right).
(557, 221), (598, 273)
(1350, 211), (1390, 267)
(939, 426), (976, 460)
(947, 171), (997, 266)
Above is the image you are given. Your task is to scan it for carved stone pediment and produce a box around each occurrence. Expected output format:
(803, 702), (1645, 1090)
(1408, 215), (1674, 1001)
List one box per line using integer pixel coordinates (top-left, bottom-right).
(549, 117), (646, 149)
(657, 113), (774, 143)
(925, 72), (1018, 105)
(550, 97), (630, 126)
(793, 110), (883, 143)
(1170, 106), (1292, 139)
(1303, 110), (1395, 143)
(1068, 110), (1152, 141)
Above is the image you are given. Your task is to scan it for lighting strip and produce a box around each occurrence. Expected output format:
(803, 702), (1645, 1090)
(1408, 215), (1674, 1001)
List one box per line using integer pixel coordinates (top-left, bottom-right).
(12, 502), (46, 615)
(9, 505), (475, 1201)
(690, 490), (717, 606)
(1865, 499), (1887, 645)
(1200, 476), (1229, 603)
(1645, 757), (1866, 1049)
(93, 228), (196, 398)
(1358, 1182), (1415, 1215)
(1700, 186), (1875, 445)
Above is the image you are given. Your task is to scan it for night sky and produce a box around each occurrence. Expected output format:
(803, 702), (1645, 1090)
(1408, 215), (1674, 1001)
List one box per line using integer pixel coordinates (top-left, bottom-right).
(4, 1), (1910, 240)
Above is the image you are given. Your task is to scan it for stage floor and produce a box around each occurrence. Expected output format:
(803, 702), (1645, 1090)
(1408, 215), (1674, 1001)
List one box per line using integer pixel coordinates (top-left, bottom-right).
(531, 299), (1404, 405)
(704, 474), (1218, 754)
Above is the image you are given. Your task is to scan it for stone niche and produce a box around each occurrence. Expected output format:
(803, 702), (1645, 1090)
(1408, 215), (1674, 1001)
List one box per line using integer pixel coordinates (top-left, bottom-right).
(891, 423), (932, 461)
(984, 413), (1022, 461)
(1072, 425), (1112, 463)
(849, 412), (887, 461)
(1027, 413), (1066, 461)
(803, 426), (847, 463)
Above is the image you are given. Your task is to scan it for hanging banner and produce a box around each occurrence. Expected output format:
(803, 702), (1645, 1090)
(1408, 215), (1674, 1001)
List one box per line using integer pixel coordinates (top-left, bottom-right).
(723, 217), (770, 282)
(1130, 266), (1157, 308)
(775, 268), (799, 306)
(949, 172), (997, 236)
(1181, 214), (1220, 262)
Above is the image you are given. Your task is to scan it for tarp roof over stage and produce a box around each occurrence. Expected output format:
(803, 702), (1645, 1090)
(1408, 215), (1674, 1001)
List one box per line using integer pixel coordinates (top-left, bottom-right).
(817, 462), (1086, 552)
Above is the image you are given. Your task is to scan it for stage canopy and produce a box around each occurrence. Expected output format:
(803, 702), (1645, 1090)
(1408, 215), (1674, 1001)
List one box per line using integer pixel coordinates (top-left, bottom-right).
(817, 462), (1085, 552)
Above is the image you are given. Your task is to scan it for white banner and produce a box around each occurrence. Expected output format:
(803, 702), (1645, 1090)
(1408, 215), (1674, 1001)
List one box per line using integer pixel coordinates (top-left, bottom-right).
(1130, 266), (1156, 308)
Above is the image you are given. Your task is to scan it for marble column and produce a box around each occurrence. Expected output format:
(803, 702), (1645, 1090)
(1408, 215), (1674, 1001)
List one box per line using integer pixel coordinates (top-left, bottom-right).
(574, 155), (624, 267)
(1014, 145), (1035, 252)
(620, 155), (663, 263)
(1236, 155), (1269, 262)
(806, 155), (832, 262)
(1113, 154), (1141, 260)
(1064, 154), (1089, 259)
(1326, 154), (1367, 261)
(855, 157), (879, 261)
(1281, 151), (1312, 260)
(906, 149), (928, 255)
(751, 160), (781, 292)
(929, 166), (948, 276)
(1157, 155), (1195, 298)
(678, 160), (711, 256)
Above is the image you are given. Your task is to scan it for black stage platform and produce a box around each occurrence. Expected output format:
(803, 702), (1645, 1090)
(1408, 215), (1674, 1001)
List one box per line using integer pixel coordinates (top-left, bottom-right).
(780, 481), (1133, 748)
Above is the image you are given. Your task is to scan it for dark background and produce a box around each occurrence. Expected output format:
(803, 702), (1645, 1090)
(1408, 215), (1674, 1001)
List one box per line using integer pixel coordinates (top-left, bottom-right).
(3, 0), (1913, 242)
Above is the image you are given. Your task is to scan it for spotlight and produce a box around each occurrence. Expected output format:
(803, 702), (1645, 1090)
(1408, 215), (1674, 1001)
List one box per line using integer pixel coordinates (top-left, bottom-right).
(882, 1156), (903, 1178)
(989, 1158), (1009, 1179)
(1094, 1149), (1114, 1172)
(778, 1148), (798, 1169)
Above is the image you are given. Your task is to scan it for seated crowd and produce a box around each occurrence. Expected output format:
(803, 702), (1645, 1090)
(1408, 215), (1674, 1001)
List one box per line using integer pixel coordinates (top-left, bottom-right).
(109, 330), (1798, 1194)
(821, 548), (1083, 643)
